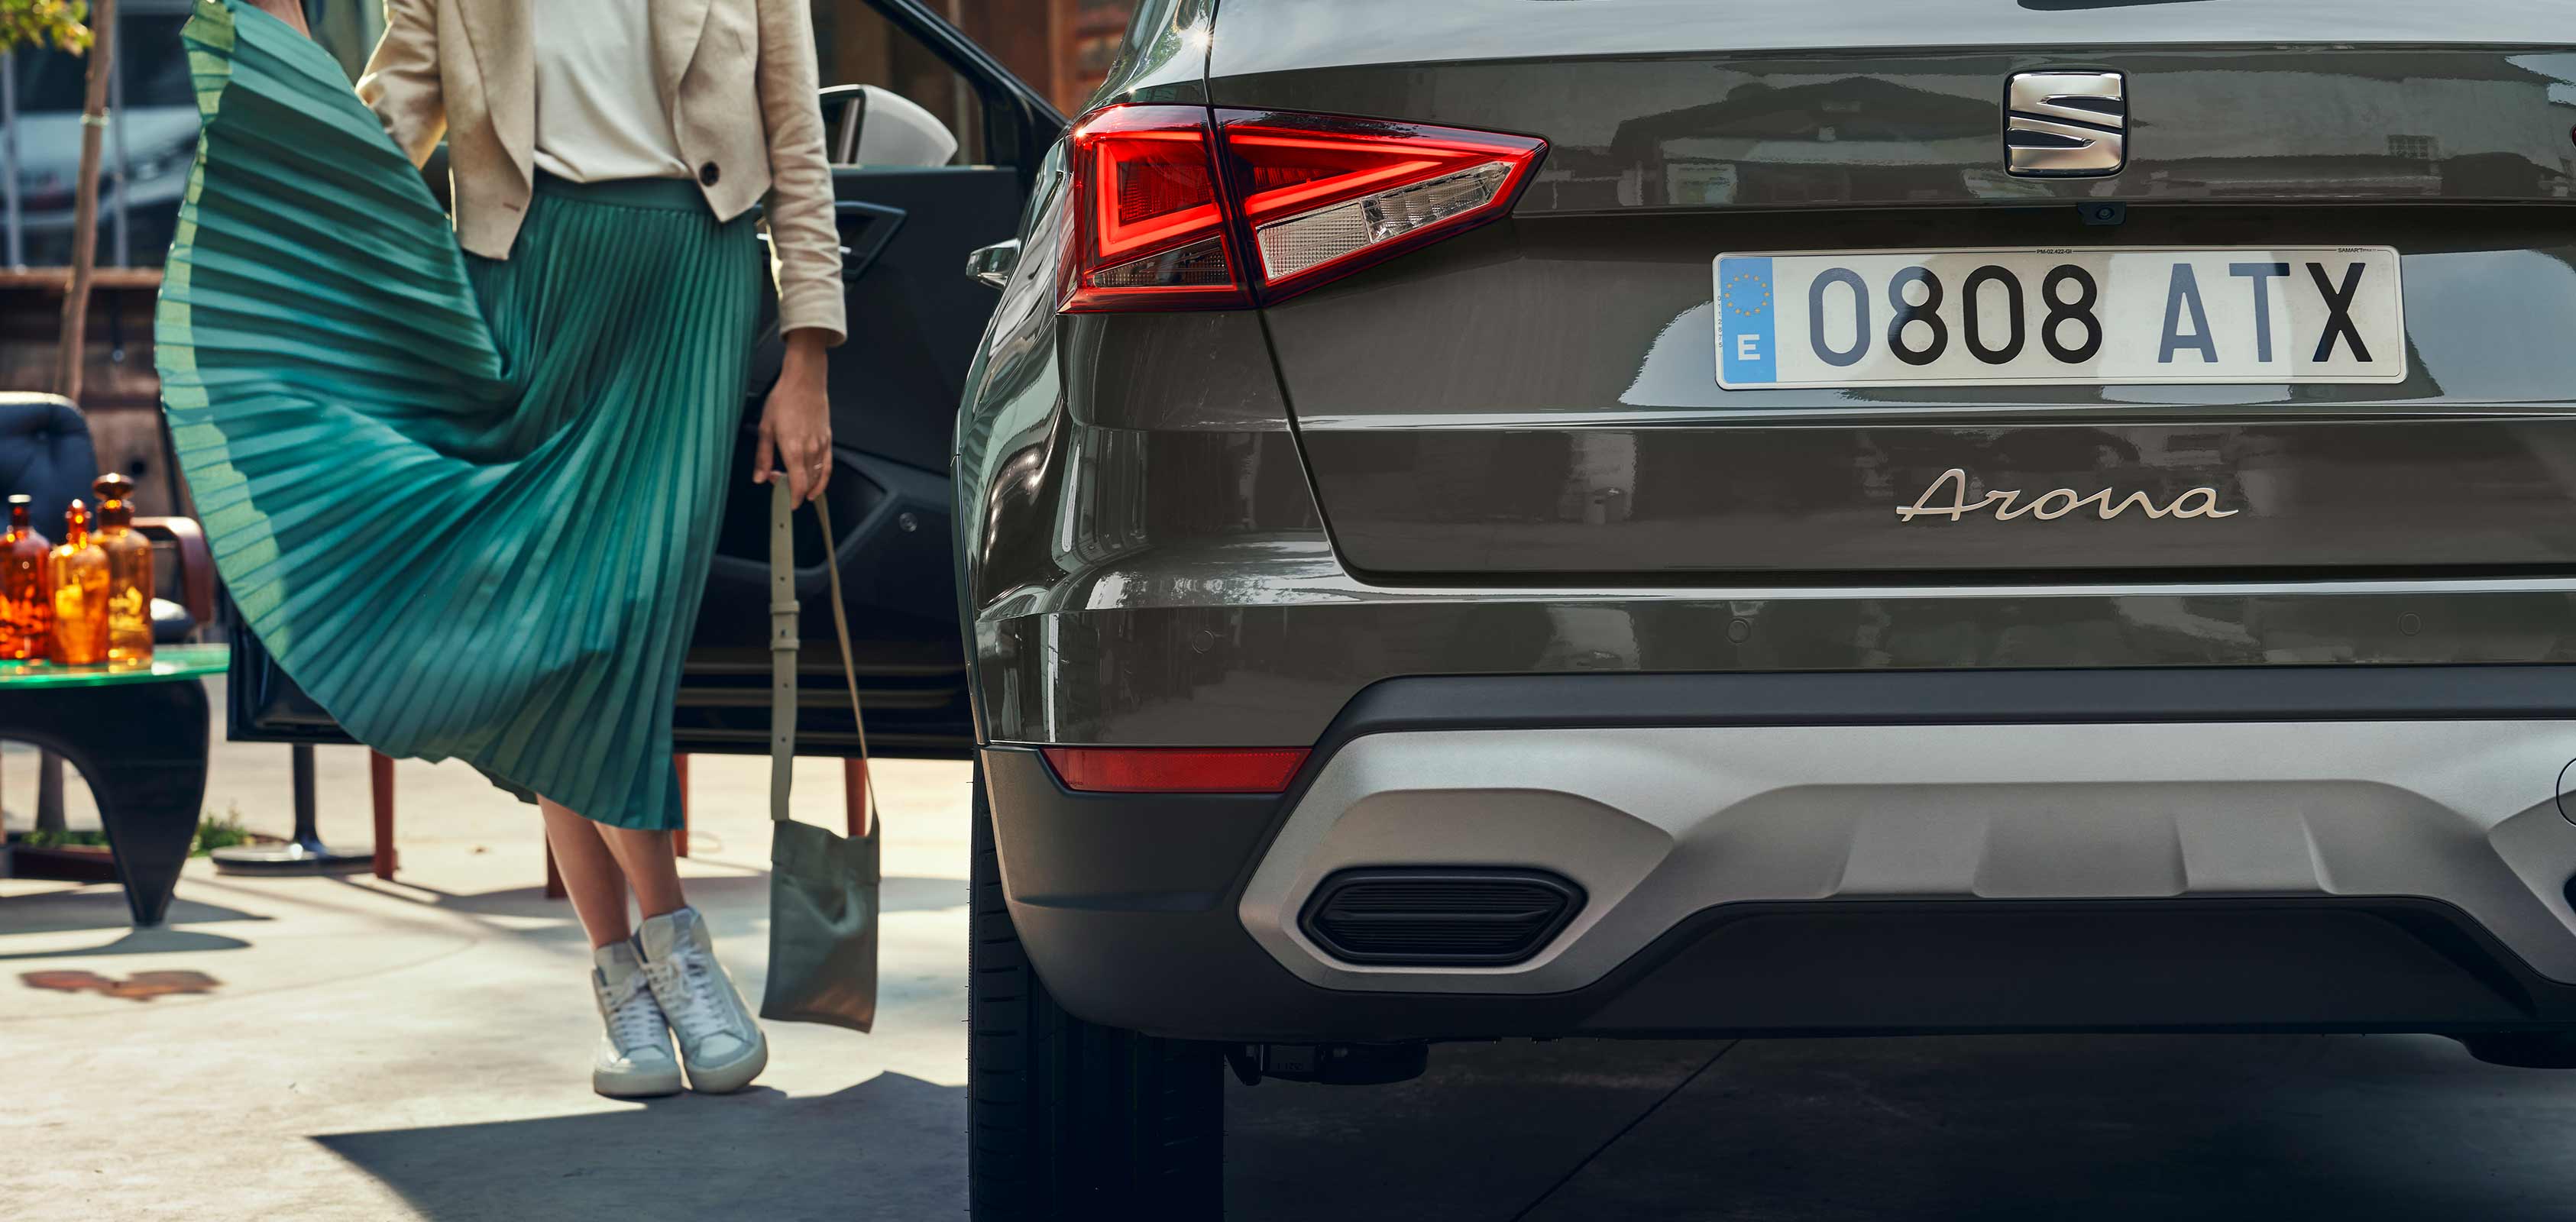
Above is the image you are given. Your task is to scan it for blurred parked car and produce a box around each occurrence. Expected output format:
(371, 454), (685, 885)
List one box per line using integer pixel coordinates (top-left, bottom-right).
(7, 0), (199, 267)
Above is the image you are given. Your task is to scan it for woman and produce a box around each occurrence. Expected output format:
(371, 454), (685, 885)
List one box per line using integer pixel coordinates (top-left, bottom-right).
(157, 0), (845, 1098)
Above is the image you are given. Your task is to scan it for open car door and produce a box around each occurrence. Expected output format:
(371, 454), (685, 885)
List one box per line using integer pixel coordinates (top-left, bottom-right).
(678, 0), (1060, 761)
(228, 0), (1062, 762)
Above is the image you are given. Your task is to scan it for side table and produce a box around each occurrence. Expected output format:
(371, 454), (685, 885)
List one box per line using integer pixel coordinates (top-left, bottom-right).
(0, 644), (225, 926)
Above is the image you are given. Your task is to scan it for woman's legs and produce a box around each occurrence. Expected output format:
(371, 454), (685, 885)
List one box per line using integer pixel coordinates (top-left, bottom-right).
(596, 823), (688, 920)
(541, 795), (764, 1093)
(540, 799), (633, 949)
(541, 799), (690, 942)
(544, 799), (685, 1098)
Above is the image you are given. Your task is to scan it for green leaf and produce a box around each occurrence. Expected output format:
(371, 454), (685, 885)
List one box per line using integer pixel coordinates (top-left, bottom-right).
(0, 0), (95, 55)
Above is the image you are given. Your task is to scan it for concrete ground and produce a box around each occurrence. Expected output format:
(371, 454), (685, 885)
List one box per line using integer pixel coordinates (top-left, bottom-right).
(12, 687), (2576, 1220)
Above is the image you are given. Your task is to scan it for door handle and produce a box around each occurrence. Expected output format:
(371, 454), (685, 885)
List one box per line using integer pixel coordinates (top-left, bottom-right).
(750, 199), (905, 284)
(833, 200), (908, 283)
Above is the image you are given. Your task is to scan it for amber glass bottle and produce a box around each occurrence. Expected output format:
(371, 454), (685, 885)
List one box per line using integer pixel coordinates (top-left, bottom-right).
(0, 494), (50, 661)
(91, 474), (155, 665)
(47, 499), (109, 666)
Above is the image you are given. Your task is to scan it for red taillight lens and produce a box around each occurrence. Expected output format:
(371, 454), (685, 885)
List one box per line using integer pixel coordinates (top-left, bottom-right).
(1062, 105), (1251, 312)
(1041, 746), (1311, 794)
(1060, 105), (1545, 312)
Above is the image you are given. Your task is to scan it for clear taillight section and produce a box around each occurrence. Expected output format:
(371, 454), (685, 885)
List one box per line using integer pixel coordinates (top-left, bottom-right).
(1222, 113), (1540, 296)
(1060, 105), (1546, 312)
(1254, 162), (1511, 282)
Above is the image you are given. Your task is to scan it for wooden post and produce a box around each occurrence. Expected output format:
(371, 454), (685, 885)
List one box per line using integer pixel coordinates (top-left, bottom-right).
(368, 751), (396, 879)
(53, 0), (113, 406)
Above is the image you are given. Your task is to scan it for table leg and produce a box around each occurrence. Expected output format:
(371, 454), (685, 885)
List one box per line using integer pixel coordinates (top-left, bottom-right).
(0, 681), (210, 927)
(210, 744), (371, 875)
(34, 749), (64, 832)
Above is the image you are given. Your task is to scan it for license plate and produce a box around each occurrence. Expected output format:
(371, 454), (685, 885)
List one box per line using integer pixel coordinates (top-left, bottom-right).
(1714, 246), (2406, 390)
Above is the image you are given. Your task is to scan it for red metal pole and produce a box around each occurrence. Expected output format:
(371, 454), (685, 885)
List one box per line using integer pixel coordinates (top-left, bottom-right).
(672, 753), (690, 857)
(368, 751), (396, 879)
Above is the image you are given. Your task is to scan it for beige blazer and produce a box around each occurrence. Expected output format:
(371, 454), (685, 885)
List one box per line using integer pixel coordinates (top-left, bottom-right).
(356, 0), (846, 344)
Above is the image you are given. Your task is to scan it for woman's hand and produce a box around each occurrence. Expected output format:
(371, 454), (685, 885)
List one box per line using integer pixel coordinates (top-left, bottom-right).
(755, 330), (833, 504)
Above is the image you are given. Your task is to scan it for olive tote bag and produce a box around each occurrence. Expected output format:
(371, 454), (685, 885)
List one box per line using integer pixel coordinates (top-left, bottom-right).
(760, 478), (882, 1033)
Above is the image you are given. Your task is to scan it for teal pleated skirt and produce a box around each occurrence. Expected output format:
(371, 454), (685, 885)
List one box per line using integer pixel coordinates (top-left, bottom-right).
(155, 0), (759, 830)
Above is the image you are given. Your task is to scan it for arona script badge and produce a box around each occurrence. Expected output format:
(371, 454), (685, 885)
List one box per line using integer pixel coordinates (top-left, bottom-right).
(1897, 468), (2237, 522)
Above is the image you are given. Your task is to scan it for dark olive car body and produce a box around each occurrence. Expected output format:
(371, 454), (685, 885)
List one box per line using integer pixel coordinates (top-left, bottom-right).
(943, 2), (2576, 1211)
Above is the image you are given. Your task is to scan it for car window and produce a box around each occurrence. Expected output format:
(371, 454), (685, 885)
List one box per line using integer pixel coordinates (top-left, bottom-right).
(811, 1), (985, 165)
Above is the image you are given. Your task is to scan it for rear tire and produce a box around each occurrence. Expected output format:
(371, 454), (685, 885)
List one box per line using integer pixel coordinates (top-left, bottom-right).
(969, 762), (1224, 1220)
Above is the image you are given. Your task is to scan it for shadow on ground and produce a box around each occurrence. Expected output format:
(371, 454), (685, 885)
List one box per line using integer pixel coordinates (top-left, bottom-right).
(351, 872), (965, 932)
(1228, 1032), (2576, 1221)
(0, 890), (267, 937)
(0, 891), (263, 959)
(306, 1031), (2576, 1221)
(313, 1071), (964, 1221)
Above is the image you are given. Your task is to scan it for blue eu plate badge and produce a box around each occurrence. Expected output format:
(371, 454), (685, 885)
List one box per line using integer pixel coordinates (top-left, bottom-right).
(1717, 256), (1775, 386)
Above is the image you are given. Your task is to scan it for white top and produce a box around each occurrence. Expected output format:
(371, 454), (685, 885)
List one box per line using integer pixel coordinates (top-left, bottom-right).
(531, 0), (695, 183)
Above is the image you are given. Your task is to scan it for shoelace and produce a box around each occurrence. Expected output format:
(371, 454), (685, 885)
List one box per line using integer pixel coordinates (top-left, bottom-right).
(648, 948), (728, 1041)
(603, 972), (665, 1054)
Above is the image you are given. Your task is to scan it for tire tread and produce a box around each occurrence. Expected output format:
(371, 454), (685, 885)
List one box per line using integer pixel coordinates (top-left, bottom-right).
(968, 763), (1222, 1219)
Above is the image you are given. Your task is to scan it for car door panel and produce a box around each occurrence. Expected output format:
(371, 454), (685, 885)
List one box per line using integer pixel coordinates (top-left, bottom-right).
(668, 6), (1057, 759)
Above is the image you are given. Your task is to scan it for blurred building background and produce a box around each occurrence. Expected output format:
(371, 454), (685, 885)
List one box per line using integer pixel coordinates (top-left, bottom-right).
(5, 0), (1128, 273)
(1, 0), (1127, 514)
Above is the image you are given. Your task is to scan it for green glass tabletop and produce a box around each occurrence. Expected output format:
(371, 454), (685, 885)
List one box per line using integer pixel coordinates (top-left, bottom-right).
(0, 643), (228, 688)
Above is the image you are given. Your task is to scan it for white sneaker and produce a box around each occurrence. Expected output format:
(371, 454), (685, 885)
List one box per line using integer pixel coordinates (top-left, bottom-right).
(591, 941), (682, 1098)
(636, 907), (769, 1094)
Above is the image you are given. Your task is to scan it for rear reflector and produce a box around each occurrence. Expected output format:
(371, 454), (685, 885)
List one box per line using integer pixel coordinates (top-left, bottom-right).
(1060, 105), (1545, 312)
(1041, 746), (1311, 794)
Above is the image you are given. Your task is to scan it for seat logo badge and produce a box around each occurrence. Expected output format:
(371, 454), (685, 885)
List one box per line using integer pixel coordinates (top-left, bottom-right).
(2005, 70), (2126, 177)
(1898, 468), (2236, 522)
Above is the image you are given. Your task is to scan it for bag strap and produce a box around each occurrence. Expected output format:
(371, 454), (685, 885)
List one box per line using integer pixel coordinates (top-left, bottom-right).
(769, 480), (875, 832)
(769, 481), (796, 820)
(815, 493), (876, 836)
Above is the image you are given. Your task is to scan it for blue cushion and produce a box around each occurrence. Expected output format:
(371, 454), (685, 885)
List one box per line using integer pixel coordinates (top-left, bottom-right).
(0, 393), (98, 535)
(152, 596), (196, 644)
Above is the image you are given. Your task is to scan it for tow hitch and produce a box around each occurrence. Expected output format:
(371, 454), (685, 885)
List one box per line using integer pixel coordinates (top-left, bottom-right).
(1225, 1043), (1429, 1086)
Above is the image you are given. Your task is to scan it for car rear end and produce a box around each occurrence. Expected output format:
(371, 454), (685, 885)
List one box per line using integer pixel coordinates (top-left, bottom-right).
(960, 1), (2576, 1211)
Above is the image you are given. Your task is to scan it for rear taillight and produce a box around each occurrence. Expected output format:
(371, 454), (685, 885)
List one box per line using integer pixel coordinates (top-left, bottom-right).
(1060, 105), (1545, 312)
(1222, 113), (1543, 298)
(1061, 105), (1251, 312)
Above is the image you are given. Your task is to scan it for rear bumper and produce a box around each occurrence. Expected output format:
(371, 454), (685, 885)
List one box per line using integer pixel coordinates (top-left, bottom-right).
(985, 668), (2576, 1043)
